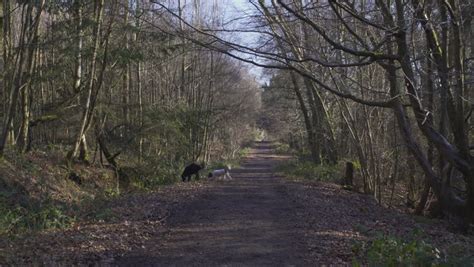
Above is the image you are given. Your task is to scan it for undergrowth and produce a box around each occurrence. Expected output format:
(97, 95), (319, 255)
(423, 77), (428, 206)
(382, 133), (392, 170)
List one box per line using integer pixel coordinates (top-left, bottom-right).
(128, 145), (250, 189)
(274, 142), (291, 154)
(276, 159), (341, 182)
(352, 233), (474, 266)
(0, 197), (74, 236)
(0, 140), (253, 236)
(130, 165), (179, 189)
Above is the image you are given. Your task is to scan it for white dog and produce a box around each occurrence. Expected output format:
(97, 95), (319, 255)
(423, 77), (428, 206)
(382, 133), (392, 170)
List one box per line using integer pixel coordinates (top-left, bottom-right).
(208, 166), (232, 180)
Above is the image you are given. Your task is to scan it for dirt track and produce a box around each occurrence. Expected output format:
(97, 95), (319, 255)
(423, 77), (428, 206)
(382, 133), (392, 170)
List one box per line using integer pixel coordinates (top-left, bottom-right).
(4, 141), (472, 266)
(116, 141), (310, 266)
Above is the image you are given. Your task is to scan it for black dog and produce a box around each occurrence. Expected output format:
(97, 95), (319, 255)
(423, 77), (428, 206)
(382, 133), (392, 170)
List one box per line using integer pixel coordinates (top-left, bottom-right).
(181, 163), (203, 182)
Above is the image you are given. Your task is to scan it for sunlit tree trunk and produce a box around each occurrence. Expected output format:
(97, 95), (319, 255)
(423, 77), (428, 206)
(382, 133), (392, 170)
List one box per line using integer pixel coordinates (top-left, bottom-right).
(122, 0), (130, 125)
(17, 0), (44, 153)
(1, 2), (43, 155)
(67, 0), (104, 162)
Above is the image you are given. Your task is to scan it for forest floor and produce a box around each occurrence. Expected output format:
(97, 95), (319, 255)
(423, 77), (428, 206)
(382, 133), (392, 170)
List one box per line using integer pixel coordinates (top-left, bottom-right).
(1, 141), (473, 266)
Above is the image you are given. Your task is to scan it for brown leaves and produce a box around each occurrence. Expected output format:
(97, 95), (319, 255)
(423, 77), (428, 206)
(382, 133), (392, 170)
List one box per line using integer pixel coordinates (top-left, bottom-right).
(0, 181), (211, 266)
(1, 144), (472, 265)
(284, 180), (474, 264)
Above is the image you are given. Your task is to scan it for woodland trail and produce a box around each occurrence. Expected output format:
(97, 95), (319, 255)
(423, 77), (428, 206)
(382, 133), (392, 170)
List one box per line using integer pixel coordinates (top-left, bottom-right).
(3, 142), (473, 266)
(116, 141), (310, 265)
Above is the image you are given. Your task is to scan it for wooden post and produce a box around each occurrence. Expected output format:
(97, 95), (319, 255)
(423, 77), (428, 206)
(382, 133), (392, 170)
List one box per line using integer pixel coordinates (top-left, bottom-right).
(344, 161), (354, 187)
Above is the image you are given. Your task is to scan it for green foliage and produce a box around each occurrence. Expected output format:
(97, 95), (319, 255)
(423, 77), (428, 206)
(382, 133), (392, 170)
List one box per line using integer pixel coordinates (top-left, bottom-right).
(0, 198), (74, 235)
(274, 142), (291, 154)
(130, 104), (253, 189)
(143, 171), (179, 187)
(110, 46), (143, 66)
(354, 234), (474, 267)
(27, 203), (74, 231)
(103, 188), (120, 198)
(143, 105), (195, 162)
(238, 147), (252, 159)
(351, 160), (362, 171)
(0, 204), (22, 235)
(366, 235), (441, 266)
(254, 129), (266, 142)
(113, 106), (194, 190)
(93, 207), (117, 222)
(276, 160), (340, 182)
(124, 160), (182, 190)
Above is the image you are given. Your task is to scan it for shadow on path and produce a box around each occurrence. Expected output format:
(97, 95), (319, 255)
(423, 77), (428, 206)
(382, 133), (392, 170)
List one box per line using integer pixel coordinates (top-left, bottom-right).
(116, 141), (308, 266)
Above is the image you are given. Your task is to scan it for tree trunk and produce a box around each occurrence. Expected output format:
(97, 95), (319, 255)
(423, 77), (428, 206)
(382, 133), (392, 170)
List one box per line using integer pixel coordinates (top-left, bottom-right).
(67, 0), (104, 162)
(415, 40), (435, 215)
(72, 0), (82, 94)
(344, 161), (354, 187)
(0, 2), (27, 155)
(122, 0), (130, 125)
(17, 1), (44, 152)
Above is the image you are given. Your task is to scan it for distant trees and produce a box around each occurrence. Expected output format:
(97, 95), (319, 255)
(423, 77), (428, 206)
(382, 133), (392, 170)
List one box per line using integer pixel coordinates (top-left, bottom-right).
(251, 0), (473, 224)
(1, 0), (472, 225)
(1, 0), (45, 154)
(172, 0), (471, 224)
(0, 1), (260, 182)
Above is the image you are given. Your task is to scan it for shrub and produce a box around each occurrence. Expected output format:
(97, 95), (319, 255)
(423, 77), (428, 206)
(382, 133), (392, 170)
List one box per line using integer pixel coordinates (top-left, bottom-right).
(135, 172), (178, 189)
(27, 203), (75, 230)
(274, 143), (291, 154)
(0, 204), (23, 235)
(276, 160), (340, 182)
(354, 234), (474, 266)
(238, 147), (252, 158)
(0, 197), (74, 235)
(93, 207), (117, 222)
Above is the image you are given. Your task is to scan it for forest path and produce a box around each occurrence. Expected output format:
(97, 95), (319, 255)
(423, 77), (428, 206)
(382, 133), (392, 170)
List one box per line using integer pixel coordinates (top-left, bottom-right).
(115, 141), (310, 265)
(4, 142), (470, 266)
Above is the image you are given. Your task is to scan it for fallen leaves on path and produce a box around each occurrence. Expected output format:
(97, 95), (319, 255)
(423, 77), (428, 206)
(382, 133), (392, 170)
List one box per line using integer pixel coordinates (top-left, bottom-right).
(283, 180), (474, 265)
(0, 182), (209, 266)
(1, 149), (473, 265)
